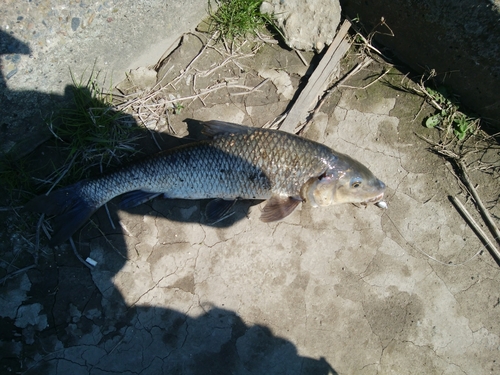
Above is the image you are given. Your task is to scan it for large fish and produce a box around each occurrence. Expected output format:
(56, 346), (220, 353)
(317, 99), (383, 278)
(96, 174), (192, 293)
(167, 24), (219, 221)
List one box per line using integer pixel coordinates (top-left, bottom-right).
(25, 120), (386, 245)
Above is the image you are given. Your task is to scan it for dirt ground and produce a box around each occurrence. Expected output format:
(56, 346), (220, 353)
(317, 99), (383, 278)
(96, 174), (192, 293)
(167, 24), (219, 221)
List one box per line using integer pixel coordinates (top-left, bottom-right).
(1, 32), (500, 375)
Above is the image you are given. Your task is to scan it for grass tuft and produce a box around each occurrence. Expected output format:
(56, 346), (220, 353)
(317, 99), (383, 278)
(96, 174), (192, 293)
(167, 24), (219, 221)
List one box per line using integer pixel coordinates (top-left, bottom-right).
(423, 85), (479, 140)
(47, 68), (143, 183)
(207, 0), (279, 40)
(394, 69), (480, 141)
(1, 68), (143, 206)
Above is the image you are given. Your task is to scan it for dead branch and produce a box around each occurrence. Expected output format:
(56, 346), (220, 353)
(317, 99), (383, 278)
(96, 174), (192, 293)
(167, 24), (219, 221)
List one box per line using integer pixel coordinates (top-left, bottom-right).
(457, 160), (500, 249)
(450, 196), (500, 265)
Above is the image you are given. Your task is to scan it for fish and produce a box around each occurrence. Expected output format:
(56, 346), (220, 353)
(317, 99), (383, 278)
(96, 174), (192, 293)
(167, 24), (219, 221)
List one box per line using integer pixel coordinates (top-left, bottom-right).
(25, 120), (386, 245)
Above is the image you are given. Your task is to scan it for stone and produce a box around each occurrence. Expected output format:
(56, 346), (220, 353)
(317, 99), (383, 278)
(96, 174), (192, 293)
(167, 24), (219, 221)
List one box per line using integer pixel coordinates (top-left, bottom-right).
(261, 0), (342, 51)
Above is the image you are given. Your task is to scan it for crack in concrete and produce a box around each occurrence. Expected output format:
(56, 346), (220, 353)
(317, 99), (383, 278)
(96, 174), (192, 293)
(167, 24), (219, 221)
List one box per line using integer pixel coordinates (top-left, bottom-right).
(152, 214), (161, 247)
(429, 263), (455, 297)
(376, 342), (387, 375)
(55, 357), (88, 371)
(338, 134), (371, 151)
(196, 224), (207, 246)
(493, 297), (500, 308)
(378, 338), (469, 375)
(360, 302), (384, 349)
(200, 221), (251, 249)
(192, 245), (202, 283)
(433, 350), (468, 375)
(383, 209), (447, 270)
(128, 269), (178, 308)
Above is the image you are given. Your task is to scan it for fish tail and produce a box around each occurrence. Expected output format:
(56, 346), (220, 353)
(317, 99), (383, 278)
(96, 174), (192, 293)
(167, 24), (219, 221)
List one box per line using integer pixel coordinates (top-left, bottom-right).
(24, 182), (98, 246)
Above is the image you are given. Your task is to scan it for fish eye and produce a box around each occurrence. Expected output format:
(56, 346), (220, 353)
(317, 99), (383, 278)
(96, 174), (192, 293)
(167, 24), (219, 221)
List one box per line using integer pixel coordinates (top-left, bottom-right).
(351, 180), (362, 188)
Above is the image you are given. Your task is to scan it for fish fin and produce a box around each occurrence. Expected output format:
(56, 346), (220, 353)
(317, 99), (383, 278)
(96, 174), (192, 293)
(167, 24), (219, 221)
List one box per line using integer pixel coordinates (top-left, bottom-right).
(202, 120), (252, 137)
(260, 195), (301, 222)
(205, 198), (237, 224)
(24, 183), (97, 246)
(120, 190), (161, 208)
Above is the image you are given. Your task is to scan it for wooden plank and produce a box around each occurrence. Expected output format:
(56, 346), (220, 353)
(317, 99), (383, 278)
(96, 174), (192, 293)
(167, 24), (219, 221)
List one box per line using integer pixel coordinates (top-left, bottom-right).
(279, 19), (352, 134)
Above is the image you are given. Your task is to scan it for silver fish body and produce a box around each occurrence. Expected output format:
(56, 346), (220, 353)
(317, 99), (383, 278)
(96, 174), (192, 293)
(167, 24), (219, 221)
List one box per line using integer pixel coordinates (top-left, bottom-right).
(26, 120), (386, 245)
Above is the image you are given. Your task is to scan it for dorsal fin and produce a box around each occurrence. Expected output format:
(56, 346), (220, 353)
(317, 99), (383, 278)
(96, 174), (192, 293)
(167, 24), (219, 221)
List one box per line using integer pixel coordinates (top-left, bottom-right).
(202, 120), (253, 137)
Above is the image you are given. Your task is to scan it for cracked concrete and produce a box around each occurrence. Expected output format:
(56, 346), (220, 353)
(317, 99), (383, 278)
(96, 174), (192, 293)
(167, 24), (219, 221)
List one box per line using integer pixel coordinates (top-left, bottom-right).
(1, 14), (500, 375)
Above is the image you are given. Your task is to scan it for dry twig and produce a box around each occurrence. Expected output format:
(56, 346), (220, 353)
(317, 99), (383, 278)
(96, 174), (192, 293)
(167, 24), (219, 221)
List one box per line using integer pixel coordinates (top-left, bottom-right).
(416, 133), (500, 265)
(69, 237), (94, 270)
(0, 264), (37, 284)
(450, 196), (500, 265)
(456, 160), (500, 249)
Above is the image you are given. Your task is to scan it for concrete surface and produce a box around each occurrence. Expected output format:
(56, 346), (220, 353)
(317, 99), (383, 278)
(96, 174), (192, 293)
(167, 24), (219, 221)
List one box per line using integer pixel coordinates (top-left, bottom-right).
(1, 3), (500, 375)
(340, 0), (500, 127)
(2, 31), (500, 375)
(0, 0), (207, 156)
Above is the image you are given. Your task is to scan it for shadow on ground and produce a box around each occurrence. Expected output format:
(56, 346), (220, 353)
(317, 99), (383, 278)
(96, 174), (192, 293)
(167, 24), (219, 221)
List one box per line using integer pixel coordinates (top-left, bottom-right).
(0, 32), (338, 375)
(0, 30), (71, 157)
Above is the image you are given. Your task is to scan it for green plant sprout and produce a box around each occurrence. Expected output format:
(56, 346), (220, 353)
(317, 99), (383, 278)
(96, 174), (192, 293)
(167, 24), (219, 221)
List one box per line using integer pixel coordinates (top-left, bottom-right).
(173, 102), (184, 114)
(424, 85), (478, 140)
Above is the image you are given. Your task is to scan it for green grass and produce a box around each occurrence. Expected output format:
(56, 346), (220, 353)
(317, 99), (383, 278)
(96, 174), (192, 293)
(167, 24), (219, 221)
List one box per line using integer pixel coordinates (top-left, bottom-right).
(47, 68), (143, 183)
(207, 0), (279, 40)
(391, 69), (480, 141)
(423, 85), (479, 140)
(0, 68), (144, 207)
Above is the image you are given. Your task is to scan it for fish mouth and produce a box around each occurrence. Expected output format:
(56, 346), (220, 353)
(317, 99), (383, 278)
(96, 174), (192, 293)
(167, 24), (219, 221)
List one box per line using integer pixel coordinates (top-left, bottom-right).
(363, 192), (385, 204)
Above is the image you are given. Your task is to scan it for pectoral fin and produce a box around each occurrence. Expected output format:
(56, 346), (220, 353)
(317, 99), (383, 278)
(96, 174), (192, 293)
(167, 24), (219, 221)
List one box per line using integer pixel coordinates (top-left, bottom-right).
(260, 195), (301, 222)
(206, 198), (238, 224)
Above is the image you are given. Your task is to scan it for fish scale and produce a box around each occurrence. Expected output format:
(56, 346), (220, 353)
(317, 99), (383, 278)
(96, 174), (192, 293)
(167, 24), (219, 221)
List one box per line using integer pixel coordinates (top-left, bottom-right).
(25, 120), (386, 245)
(210, 128), (330, 197)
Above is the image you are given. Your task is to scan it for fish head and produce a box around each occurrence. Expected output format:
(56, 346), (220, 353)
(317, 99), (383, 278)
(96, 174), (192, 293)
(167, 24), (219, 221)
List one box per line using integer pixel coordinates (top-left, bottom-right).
(303, 155), (386, 207)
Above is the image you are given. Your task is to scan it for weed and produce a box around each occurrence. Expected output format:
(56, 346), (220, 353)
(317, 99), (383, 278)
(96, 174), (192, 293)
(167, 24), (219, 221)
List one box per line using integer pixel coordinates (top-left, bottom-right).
(207, 0), (279, 40)
(423, 85), (478, 140)
(172, 102), (184, 114)
(396, 70), (480, 140)
(1, 68), (143, 205)
(47, 68), (143, 184)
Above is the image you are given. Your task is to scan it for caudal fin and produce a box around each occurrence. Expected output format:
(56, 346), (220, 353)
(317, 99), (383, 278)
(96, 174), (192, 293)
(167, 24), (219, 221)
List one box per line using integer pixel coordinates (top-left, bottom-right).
(24, 182), (97, 246)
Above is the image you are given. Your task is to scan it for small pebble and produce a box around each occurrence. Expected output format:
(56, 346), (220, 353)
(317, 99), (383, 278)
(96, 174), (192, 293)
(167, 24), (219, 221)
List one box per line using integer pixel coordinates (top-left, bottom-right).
(71, 17), (80, 31)
(6, 68), (18, 79)
(376, 201), (388, 209)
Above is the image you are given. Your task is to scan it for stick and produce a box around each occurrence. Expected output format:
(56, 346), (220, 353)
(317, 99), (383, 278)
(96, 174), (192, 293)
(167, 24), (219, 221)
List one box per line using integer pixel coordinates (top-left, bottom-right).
(0, 265), (37, 284)
(295, 50), (309, 66)
(34, 214), (44, 265)
(279, 19), (352, 134)
(457, 160), (500, 248)
(69, 237), (94, 270)
(104, 203), (116, 230)
(450, 196), (500, 265)
(338, 66), (391, 90)
(312, 56), (373, 117)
